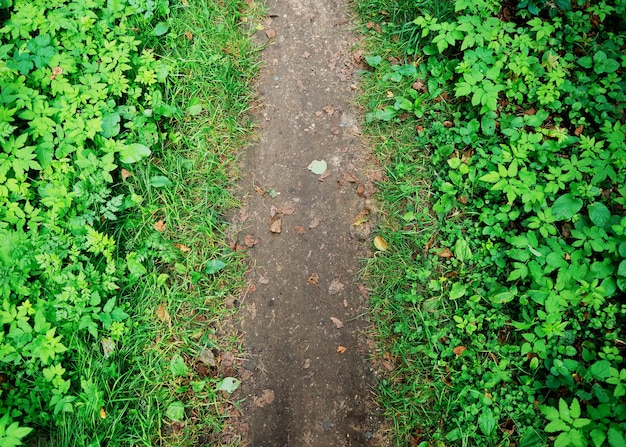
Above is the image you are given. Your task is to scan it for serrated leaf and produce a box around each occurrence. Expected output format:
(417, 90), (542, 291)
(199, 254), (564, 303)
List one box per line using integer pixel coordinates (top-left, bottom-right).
(589, 360), (611, 380)
(165, 401), (185, 422)
(588, 202), (611, 228)
(205, 259), (226, 274)
(149, 176), (172, 188)
(540, 405), (560, 421)
(307, 159), (327, 175)
(217, 377), (241, 393)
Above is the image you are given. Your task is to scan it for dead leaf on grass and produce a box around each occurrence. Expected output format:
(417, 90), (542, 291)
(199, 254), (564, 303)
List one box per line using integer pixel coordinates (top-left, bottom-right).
(575, 124), (584, 136)
(185, 30), (193, 40)
(330, 317), (344, 328)
(198, 348), (216, 367)
(174, 243), (191, 253)
(99, 408), (107, 419)
(307, 272), (320, 285)
(154, 220), (166, 232)
(294, 225), (306, 235)
(328, 279), (344, 295)
(412, 79), (427, 93)
(368, 169), (385, 182)
(453, 346), (467, 356)
(336, 345), (347, 354)
(438, 247), (454, 259)
(101, 337), (115, 358)
(121, 168), (132, 180)
(308, 217), (320, 229)
(156, 303), (171, 323)
(269, 215), (282, 233)
(353, 207), (371, 226)
(365, 21), (382, 33)
(254, 389), (275, 408)
(374, 235), (388, 251)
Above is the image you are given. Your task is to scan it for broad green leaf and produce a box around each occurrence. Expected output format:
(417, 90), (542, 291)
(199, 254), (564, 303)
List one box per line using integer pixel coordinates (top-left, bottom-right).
(589, 360), (611, 380)
(551, 194), (583, 220)
(170, 354), (188, 377)
(478, 408), (497, 436)
(216, 377), (241, 393)
(364, 55), (382, 67)
(453, 238), (472, 263)
(127, 252), (147, 277)
(608, 426), (626, 447)
(479, 171), (500, 183)
(591, 428), (607, 447)
(307, 159), (327, 175)
(205, 259), (226, 274)
(165, 401), (185, 422)
(545, 420), (570, 432)
(119, 143), (151, 164)
(154, 22), (169, 36)
(588, 202), (611, 228)
(187, 98), (203, 116)
(368, 107), (397, 121)
(100, 113), (121, 138)
(449, 282), (467, 300)
(149, 176), (172, 188)
(570, 398), (581, 419)
(617, 260), (626, 277)
(540, 404), (560, 421)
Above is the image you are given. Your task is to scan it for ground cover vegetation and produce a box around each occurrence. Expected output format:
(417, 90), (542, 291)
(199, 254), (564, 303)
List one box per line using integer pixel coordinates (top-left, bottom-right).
(0, 0), (260, 445)
(357, 0), (626, 445)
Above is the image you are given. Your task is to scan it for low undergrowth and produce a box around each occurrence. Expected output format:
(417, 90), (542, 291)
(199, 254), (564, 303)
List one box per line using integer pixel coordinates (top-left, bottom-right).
(0, 0), (260, 445)
(357, 0), (626, 445)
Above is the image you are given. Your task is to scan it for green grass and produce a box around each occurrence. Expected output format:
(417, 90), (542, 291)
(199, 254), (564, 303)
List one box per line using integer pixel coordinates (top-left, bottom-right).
(34, 1), (264, 445)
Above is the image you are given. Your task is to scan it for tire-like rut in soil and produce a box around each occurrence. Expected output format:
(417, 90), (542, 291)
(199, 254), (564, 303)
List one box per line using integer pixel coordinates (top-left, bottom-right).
(233, 0), (383, 445)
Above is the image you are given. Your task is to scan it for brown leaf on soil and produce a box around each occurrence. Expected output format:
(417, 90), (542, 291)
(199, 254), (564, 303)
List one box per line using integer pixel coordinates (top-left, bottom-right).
(330, 317), (344, 328)
(438, 247), (453, 258)
(156, 303), (170, 323)
(353, 207), (371, 226)
(244, 234), (258, 247)
(121, 168), (132, 180)
(453, 346), (466, 356)
(524, 107), (536, 116)
(174, 243), (191, 253)
(323, 105), (335, 115)
(254, 389), (275, 408)
(344, 172), (359, 183)
(318, 169), (331, 181)
(253, 184), (265, 196)
(443, 120), (454, 128)
(368, 169), (384, 182)
(258, 275), (269, 284)
(574, 124), (584, 136)
(154, 220), (166, 232)
(185, 30), (193, 40)
(270, 205), (278, 217)
(356, 184), (365, 197)
(357, 283), (369, 299)
(336, 345), (347, 354)
(328, 279), (344, 295)
(315, 110), (323, 117)
(247, 284), (257, 294)
(265, 28), (276, 39)
(269, 215), (282, 233)
(424, 234), (436, 252)
(307, 272), (320, 285)
(294, 225), (306, 235)
(330, 125), (340, 135)
(308, 217), (320, 229)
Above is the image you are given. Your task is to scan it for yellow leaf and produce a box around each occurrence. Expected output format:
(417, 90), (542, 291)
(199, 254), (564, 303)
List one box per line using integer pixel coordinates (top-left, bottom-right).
(100, 408), (106, 419)
(353, 207), (371, 226)
(374, 235), (388, 251)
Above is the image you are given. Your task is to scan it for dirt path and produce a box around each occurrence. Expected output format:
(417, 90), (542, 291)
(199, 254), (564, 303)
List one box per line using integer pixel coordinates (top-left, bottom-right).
(232, 0), (384, 445)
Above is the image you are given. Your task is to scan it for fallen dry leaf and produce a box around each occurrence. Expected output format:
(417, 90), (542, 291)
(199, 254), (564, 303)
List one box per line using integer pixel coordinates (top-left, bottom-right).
(368, 169), (385, 182)
(424, 234), (436, 252)
(365, 21), (382, 33)
(356, 184), (365, 197)
(154, 220), (166, 232)
(328, 279), (344, 295)
(270, 205), (278, 217)
(276, 205), (296, 215)
(318, 169), (331, 181)
(185, 30), (193, 40)
(294, 225), (306, 235)
(198, 348), (216, 367)
(244, 234), (258, 247)
(443, 120), (454, 128)
(353, 207), (371, 226)
(247, 284), (256, 294)
(265, 28), (276, 39)
(357, 284), (369, 299)
(323, 105), (335, 115)
(174, 243), (191, 253)
(575, 124), (584, 136)
(330, 317), (344, 328)
(253, 184), (265, 196)
(156, 303), (171, 323)
(309, 217), (320, 229)
(100, 408), (106, 419)
(121, 168), (132, 180)
(269, 215), (282, 233)
(344, 172), (358, 183)
(343, 299), (348, 308)
(307, 272), (320, 285)
(101, 337), (115, 358)
(336, 345), (347, 354)
(315, 110), (323, 117)
(412, 79), (427, 93)
(254, 389), (275, 408)
(374, 235), (388, 251)
(453, 346), (467, 356)
(258, 275), (269, 285)
(438, 247), (454, 258)
(181, 0), (188, 5)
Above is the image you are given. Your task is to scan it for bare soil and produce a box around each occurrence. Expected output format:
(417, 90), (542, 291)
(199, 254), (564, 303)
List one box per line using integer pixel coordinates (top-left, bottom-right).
(231, 0), (387, 445)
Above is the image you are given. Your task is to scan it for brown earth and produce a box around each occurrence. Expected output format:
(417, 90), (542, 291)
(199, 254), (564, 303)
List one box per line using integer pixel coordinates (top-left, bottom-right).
(230, 0), (388, 445)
